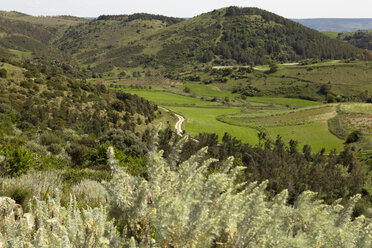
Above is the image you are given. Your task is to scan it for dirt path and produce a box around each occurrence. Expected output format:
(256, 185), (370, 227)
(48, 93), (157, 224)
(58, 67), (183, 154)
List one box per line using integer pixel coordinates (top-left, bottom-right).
(174, 113), (185, 137)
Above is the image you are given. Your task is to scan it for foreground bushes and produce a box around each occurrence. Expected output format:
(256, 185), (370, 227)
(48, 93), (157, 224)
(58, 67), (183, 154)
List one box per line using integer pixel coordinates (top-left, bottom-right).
(0, 139), (371, 247)
(0, 196), (121, 247)
(106, 138), (371, 247)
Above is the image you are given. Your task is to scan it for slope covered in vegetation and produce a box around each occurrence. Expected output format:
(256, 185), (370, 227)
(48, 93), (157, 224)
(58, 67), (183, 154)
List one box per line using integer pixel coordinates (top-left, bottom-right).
(54, 7), (361, 73)
(338, 30), (372, 50)
(0, 6), (371, 247)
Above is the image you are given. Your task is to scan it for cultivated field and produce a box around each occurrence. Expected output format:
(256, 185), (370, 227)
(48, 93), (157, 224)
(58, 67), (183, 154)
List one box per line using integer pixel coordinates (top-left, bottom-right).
(112, 61), (372, 152)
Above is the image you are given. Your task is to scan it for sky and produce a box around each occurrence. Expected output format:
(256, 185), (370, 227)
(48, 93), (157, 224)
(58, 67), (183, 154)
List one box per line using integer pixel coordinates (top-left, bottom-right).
(1, 0), (372, 18)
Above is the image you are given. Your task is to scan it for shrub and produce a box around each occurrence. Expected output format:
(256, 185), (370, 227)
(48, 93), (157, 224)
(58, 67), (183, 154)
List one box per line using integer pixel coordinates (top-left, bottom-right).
(72, 179), (110, 207)
(66, 143), (88, 166)
(105, 136), (372, 247)
(100, 129), (148, 156)
(0, 170), (62, 209)
(0, 143), (37, 176)
(0, 68), (7, 78)
(111, 100), (125, 112)
(346, 130), (362, 144)
(183, 86), (191, 93)
(0, 196), (121, 247)
(268, 62), (278, 73)
(40, 132), (63, 146)
(47, 144), (62, 155)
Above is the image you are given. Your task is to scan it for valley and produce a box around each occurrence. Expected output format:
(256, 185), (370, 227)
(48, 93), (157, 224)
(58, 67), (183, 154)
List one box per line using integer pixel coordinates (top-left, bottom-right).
(0, 5), (371, 247)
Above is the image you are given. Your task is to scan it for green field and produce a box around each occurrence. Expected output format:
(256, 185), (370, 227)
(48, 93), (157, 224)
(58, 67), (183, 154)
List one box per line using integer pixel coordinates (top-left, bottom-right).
(221, 106), (336, 127)
(268, 122), (343, 151)
(123, 86), (349, 151)
(123, 89), (221, 106)
(321, 32), (339, 39)
(114, 60), (372, 152)
(179, 83), (236, 98)
(219, 105), (343, 151)
(167, 106), (259, 144)
(340, 103), (372, 114)
(246, 96), (321, 107)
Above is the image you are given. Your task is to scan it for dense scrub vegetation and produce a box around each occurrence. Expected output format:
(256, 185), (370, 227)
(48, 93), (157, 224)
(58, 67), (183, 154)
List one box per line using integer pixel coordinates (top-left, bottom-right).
(338, 30), (372, 50)
(97, 13), (183, 25)
(212, 7), (359, 65)
(0, 138), (371, 247)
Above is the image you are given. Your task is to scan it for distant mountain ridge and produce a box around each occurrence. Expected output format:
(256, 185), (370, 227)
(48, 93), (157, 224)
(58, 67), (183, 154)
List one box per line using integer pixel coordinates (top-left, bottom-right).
(292, 18), (372, 32)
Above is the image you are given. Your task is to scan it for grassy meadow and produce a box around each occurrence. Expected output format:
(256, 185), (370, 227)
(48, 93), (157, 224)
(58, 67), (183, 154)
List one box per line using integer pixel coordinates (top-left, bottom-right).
(95, 60), (371, 152)
(119, 87), (348, 151)
(167, 106), (260, 144)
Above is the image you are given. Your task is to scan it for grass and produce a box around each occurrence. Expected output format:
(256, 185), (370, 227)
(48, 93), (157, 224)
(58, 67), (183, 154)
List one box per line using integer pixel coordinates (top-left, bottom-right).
(328, 103), (372, 148)
(124, 85), (348, 151)
(179, 83), (236, 98)
(0, 62), (26, 81)
(267, 122), (344, 152)
(246, 96), (321, 107)
(321, 32), (339, 39)
(167, 106), (259, 144)
(222, 106), (336, 127)
(339, 103), (372, 114)
(218, 104), (343, 151)
(122, 89), (221, 106)
(8, 49), (32, 59)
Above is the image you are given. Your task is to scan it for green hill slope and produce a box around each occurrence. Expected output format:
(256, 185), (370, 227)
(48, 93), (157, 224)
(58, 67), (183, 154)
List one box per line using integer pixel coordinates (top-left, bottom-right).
(338, 30), (372, 50)
(55, 7), (361, 73)
(0, 11), (87, 60)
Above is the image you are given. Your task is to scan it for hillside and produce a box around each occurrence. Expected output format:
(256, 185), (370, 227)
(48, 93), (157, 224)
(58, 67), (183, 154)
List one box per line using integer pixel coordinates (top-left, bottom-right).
(0, 11), (87, 61)
(338, 30), (372, 50)
(0, 7), (372, 246)
(55, 7), (360, 73)
(293, 18), (372, 32)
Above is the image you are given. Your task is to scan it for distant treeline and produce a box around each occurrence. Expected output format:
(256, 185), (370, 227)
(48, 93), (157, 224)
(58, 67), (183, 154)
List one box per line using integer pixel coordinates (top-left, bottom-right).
(97, 13), (183, 25)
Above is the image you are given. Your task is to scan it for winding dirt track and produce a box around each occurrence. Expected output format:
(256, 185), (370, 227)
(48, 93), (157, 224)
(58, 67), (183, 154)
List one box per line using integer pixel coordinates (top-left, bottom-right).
(174, 114), (185, 137)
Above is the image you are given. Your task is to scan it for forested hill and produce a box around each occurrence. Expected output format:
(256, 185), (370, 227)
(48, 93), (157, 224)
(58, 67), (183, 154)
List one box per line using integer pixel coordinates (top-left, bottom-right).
(54, 7), (360, 72)
(338, 30), (372, 50)
(0, 7), (362, 73)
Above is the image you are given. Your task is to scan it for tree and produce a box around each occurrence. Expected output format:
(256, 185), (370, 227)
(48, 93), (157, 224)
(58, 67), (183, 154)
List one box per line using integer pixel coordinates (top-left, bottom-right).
(268, 62), (278, 73)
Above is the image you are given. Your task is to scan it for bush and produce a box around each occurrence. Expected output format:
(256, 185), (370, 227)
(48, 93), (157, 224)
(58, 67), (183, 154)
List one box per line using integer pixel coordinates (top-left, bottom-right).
(268, 62), (278, 73)
(72, 179), (110, 207)
(105, 138), (372, 247)
(66, 143), (88, 166)
(100, 129), (148, 156)
(0, 143), (37, 176)
(40, 132), (63, 146)
(0, 68), (7, 78)
(346, 130), (362, 144)
(111, 100), (125, 112)
(183, 86), (191, 93)
(0, 170), (62, 209)
(0, 196), (121, 247)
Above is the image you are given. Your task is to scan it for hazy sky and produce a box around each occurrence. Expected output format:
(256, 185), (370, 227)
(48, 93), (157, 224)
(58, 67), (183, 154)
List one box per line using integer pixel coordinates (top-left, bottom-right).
(1, 0), (372, 18)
